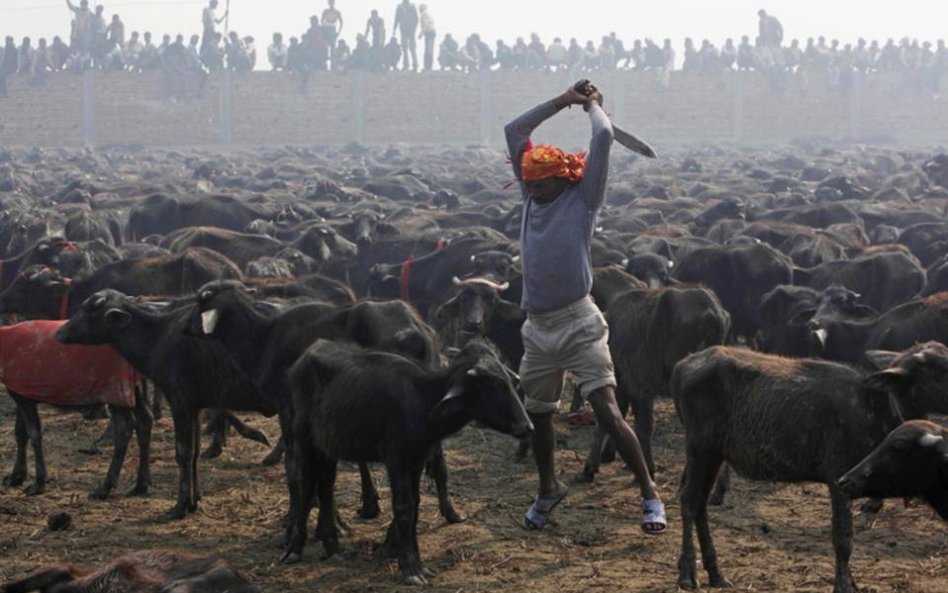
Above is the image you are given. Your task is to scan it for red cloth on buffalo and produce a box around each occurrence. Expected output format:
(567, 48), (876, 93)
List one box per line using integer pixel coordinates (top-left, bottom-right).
(0, 320), (137, 408)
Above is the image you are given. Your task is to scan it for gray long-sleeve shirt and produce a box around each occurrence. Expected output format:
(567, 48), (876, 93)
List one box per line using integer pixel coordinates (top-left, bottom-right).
(505, 99), (613, 314)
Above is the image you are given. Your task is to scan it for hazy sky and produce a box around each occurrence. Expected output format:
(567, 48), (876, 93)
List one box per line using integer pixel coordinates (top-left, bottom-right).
(3, 0), (946, 52)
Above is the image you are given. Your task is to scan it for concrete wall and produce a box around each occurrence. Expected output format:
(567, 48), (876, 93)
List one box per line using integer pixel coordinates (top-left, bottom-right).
(0, 70), (945, 149)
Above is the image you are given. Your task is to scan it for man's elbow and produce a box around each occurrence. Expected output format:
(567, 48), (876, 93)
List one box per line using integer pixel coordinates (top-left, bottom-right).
(504, 121), (520, 142)
(594, 124), (614, 144)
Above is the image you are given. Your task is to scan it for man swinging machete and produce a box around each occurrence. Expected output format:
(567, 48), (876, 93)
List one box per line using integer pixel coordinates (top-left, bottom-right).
(504, 79), (666, 534)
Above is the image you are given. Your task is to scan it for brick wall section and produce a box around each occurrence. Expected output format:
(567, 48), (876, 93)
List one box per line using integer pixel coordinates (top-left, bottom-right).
(0, 70), (945, 149)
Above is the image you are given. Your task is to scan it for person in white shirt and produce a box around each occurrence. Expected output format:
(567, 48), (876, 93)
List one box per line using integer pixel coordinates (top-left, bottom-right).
(268, 32), (288, 71)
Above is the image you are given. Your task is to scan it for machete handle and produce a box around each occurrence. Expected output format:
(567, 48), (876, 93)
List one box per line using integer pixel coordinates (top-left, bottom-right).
(573, 79), (593, 96)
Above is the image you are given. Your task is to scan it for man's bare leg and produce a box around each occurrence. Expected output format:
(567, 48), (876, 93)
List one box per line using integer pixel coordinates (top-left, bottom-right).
(530, 411), (568, 500)
(586, 385), (658, 500)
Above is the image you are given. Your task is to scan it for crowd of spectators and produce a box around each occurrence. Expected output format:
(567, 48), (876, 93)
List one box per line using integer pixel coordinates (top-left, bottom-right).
(2, 4), (947, 98)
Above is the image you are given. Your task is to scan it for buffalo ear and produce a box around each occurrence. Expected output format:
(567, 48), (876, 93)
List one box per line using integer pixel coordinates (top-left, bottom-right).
(787, 308), (817, 326)
(431, 296), (461, 330)
(428, 385), (469, 426)
(863, 368), (908, 394)
(105, 308), (132, 329)
(495, 298), (525, 322)
(376, 222), (400, 236)
(865, 350), (899, 371)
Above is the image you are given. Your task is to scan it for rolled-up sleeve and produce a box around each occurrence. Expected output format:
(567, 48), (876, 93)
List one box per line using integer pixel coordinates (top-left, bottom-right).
(581, 104), (614, 209)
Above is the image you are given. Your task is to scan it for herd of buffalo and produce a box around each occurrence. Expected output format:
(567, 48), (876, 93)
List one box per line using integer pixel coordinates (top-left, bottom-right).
(0, 140), (946, 592)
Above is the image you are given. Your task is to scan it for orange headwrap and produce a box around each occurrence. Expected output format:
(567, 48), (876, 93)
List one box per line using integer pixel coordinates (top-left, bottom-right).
(520, 143), (586, 183)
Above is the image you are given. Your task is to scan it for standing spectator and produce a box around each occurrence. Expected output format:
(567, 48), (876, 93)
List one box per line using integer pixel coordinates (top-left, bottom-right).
(66, 0), (94, 56)
(757, 9), (783, 48)
(268, 33), (288, 71)
(305, 16), (329, 71)
(0, 38), (14, 97)
(393, 0), (419, 71)
(107, 14), (125, 49)
(18, 38), (35, 76)
(321, 0), (343, 69)
(418, 4), (436, 72)
(364, 9), (385, 69)
(200, 0), (227, 66)
(547, 37), (566, 71)
(91, 5), (108, 68)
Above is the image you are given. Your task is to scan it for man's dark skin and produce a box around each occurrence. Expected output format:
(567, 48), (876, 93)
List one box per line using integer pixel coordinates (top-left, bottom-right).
(523, 84), (660, 523)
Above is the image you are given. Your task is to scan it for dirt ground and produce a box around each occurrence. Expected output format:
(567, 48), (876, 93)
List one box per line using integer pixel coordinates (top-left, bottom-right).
(0, 394), (944, 593)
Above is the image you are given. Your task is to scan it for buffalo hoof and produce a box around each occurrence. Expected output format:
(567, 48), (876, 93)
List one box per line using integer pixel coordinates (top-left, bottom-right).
(441, 507), (465, 524)
(401, 566), (434, 586)
(677, 573), (698, 590)
(374, 536), (398, 559)
(125, 483), (149, 497)
(88, 485), (112, 500)
(201, 443), (223, 460)
(77, 443), (101, 456)
(357, 502), (380, 520)
(3, 473), (25, 487)
(709, 573), (733, 588)
(261, 448), (283, 467)
(280, 551), (302, 564)
(24, 482), (46, 497)
(575, 465), (597, 483)
(164, 502), (194, 520)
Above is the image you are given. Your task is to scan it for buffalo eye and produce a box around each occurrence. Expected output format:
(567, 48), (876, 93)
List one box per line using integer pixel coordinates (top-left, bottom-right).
(200, 289), (213, 301)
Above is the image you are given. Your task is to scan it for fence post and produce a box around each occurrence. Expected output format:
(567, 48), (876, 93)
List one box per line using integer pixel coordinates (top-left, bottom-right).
(82, 69), (96, 148)
(849, 72), (862, 141)
(218, 70), (232, 144)
(479, 69), (491, 145)
(732, 72), (744, 142)
(352, 70), (365, 143)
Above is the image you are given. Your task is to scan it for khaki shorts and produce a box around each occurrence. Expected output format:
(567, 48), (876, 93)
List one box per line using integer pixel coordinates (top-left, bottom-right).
(519, 296), (616, 414)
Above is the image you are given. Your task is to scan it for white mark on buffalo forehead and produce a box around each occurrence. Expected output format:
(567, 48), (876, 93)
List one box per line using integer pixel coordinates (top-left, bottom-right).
(201, 309), (219, 335)
(918, 432), (944, 448)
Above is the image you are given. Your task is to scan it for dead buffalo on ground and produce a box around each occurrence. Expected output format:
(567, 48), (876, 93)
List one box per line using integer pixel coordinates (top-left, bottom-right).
(1, 549), (258, 593)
